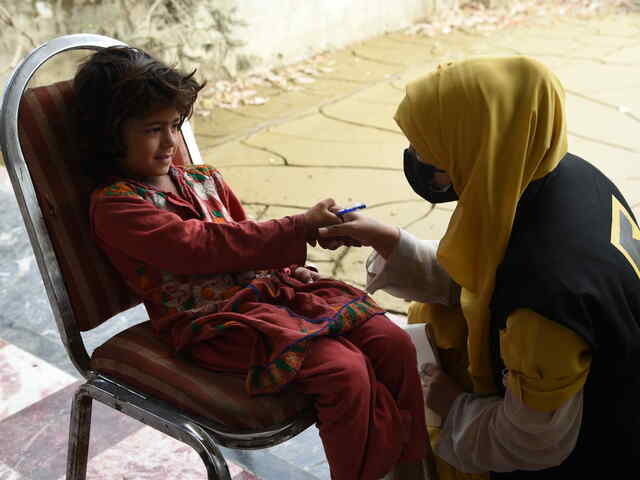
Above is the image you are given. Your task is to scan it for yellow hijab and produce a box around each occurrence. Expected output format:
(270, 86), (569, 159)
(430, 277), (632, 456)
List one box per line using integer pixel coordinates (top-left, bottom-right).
(395, 57), (568, 393)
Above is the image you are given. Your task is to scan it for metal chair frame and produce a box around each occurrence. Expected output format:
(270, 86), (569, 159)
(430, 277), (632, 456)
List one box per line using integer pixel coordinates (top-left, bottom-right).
(0, 34), (315, 480)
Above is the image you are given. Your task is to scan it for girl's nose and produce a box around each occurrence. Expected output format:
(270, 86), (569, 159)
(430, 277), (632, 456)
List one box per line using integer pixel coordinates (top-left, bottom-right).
(162, 127), (177, 146)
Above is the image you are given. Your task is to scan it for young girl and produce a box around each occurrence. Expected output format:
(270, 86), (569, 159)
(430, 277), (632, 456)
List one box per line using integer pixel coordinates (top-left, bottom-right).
(74, 46), (428, 480)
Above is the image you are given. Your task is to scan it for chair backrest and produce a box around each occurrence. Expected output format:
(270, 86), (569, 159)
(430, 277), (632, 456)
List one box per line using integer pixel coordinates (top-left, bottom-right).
(0, 34), (202, 376)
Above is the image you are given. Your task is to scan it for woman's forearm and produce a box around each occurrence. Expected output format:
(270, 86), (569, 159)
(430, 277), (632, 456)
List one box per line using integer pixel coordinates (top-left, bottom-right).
(365, 229), (459, 305)
(371, 223), (401, 259)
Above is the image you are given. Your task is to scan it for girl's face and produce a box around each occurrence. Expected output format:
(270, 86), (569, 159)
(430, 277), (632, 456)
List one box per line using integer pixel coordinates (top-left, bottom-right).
(119, 106), (181, 181)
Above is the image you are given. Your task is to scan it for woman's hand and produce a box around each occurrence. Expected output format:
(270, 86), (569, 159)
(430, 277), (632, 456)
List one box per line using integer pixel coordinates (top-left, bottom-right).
(317, 213), (400, 259)
(421, 363), (465, 419)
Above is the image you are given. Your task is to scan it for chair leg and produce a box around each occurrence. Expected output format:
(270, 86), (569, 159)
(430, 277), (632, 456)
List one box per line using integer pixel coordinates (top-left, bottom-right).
(66, 386), (93, 480)
(65, 380), (232, 480)
(180, 423), (233, 480)
(200, 447), (233, 480)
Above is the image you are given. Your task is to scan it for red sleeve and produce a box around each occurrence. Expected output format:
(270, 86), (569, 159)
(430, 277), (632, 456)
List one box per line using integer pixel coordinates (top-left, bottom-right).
(91, 193), (309, 276)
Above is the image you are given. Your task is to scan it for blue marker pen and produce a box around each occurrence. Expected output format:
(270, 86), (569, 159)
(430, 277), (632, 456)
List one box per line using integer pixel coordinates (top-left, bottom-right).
(336, 203), (367, 215)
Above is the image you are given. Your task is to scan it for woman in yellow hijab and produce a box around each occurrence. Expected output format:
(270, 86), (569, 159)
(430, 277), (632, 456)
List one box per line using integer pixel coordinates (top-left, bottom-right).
(319, 56), (640, 478)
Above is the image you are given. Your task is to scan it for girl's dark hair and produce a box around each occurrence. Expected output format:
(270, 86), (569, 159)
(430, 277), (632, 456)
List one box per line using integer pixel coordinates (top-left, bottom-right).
(73, 46), (205, 183)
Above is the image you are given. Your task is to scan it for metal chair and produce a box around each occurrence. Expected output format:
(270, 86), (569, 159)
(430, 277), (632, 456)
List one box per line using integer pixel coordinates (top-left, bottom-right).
(0, 34), (316, 480)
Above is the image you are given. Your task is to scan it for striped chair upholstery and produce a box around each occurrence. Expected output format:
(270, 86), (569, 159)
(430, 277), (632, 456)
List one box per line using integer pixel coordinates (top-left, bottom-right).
(19, 80), (313, 428)
(91, 322), (310, 429)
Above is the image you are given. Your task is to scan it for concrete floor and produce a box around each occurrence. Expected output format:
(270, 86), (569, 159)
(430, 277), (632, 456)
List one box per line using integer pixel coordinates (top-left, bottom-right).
(1, 7), (639, 479)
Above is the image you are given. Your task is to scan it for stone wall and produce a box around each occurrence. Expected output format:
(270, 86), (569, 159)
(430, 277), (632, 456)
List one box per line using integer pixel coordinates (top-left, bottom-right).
(230, 0), (455, 74)
(0, 0), (456, 85)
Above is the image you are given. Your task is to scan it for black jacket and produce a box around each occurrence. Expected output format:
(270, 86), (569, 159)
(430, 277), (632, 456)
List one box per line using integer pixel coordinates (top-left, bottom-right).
(490, 153), (640, 477)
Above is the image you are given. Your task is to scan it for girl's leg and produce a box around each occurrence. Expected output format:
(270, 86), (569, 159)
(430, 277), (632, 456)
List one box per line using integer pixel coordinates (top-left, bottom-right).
(293, 336), (407, 480)
(188, 328), (255, 373)
(344, 315), (428, 465)
(189, 316), (426, 479)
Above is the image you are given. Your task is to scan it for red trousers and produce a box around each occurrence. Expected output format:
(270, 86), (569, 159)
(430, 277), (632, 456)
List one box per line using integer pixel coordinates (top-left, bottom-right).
(191, 314), (427, 480)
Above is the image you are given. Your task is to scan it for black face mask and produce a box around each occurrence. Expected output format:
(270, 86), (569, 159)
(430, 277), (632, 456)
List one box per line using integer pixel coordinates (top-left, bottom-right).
(403, 148), (459, 203)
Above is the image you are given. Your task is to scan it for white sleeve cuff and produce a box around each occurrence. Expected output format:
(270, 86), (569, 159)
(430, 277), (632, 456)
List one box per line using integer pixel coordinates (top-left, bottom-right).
(365, 229), (459, 305)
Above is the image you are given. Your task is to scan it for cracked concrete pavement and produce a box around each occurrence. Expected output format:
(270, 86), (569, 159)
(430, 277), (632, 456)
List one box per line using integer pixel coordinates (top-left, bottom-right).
(190, 10), (640, 315)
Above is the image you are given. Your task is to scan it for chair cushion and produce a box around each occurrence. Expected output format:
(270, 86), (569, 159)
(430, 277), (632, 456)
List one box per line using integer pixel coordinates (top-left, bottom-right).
(18, 80), (193, 331)
(90, 321), (314, 430)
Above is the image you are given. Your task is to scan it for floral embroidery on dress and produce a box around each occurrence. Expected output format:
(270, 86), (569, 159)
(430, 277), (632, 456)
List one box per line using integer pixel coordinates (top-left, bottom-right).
(101, 182), (142, 198)
(210, 209), (226, 223)
(134, 265), (152, 290)
(158, 269), (262, 314)
(184, 165), (212, 181)
(181, 166), (231, 221)
(147, 190), (167, 209)
(189, 173), (222, 203)
(159, 272), (193, 309)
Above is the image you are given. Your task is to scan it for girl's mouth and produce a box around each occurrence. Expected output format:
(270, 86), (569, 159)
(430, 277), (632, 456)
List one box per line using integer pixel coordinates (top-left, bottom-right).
(155, 153), (173, 162)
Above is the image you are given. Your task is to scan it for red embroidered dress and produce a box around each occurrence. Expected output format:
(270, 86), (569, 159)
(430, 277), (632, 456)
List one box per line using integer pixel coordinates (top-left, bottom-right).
(90, 164), (384, 394)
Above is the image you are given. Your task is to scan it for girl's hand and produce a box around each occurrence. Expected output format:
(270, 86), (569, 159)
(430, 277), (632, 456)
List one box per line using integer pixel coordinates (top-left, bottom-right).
(293, 267), (324, 283)
(304, 198), (342, 229)
(318, 213), (400, 259)
(304, 199), (343, 246)
(421, 363), (464, 419)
